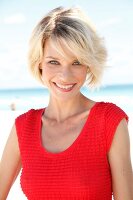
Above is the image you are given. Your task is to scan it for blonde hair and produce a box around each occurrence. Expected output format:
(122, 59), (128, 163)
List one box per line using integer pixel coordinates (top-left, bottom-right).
(28, 6), (107, 88)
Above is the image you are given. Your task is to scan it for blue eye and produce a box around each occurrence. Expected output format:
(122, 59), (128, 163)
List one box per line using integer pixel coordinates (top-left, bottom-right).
(49, 60), (59, 65)
(73, 61), (81, 65)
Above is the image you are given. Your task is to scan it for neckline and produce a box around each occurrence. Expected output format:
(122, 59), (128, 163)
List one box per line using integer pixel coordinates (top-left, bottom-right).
(38, 102), (100, 158)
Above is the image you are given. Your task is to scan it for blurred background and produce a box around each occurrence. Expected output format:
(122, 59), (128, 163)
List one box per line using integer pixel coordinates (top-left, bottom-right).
(0, 0), (133, 199)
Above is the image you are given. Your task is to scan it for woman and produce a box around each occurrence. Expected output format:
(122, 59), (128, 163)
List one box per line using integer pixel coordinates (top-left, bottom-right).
(0, 6), (133, 200)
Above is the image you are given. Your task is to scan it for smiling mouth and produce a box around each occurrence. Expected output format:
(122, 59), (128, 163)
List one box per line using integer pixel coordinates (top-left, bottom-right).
(53, 82), (76, 92)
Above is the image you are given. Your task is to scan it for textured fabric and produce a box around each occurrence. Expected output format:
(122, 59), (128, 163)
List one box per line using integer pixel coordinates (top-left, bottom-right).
(15, 102), (128, 200)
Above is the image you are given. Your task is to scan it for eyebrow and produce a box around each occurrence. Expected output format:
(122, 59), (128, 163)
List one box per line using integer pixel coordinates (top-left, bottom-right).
(45, 56), (60, 60)
(45, 56), (78, 61)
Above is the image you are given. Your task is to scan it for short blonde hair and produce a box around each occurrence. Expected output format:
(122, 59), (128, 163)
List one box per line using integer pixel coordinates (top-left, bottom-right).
(28, 6), (107, 88)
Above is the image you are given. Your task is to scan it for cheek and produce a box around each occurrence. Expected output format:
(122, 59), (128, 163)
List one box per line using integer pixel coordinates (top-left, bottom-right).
(42, 67), (51, 78)
(75, 69), (87, 81)
(41, 67), (56, 85)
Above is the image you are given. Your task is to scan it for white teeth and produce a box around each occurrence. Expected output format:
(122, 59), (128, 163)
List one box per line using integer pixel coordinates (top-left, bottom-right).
(55, 83), (74, 89)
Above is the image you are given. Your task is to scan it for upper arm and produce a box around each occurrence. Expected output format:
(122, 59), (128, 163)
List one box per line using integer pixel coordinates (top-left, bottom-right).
(0, 123), (21, 200)
(108, 119), (133, 200)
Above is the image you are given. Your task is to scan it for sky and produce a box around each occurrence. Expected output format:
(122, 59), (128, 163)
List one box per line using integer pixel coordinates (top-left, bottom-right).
(0, 0), (133, 89)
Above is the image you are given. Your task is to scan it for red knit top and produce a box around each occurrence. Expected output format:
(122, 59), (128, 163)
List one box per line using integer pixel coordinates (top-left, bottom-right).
(15, 102), (128, 200)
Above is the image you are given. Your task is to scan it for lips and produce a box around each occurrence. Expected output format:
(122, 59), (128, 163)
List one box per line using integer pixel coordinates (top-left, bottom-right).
(53, 82), (76, 92)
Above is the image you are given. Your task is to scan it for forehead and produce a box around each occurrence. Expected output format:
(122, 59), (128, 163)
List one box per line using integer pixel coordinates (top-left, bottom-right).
(43, 38), (77, 60)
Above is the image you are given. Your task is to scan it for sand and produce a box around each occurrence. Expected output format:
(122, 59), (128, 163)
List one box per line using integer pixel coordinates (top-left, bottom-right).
(0, 110), (133, 199)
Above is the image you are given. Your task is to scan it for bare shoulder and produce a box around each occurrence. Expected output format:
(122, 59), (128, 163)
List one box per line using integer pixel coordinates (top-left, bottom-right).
(0, 123), (21, 199)
(108, 119), (133, 199)
(1, 123), (20, 159)
(108, 119), (130, 156)
(0, 123), (21, 173)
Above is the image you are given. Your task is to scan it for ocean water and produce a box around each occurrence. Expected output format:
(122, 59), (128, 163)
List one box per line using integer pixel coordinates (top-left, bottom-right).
(0, 84), (133, 113)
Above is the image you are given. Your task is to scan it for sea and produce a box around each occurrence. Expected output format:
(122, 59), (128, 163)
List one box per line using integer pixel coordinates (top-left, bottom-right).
(0, 84), (133, 113)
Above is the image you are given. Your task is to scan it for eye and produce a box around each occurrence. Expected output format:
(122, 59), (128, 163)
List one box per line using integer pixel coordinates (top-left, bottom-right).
(73, 60), (81, 65)
(48, 60), (59, 65)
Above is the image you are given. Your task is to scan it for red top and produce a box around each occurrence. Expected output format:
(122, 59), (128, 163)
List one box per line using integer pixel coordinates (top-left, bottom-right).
(15, 102), (128, 200)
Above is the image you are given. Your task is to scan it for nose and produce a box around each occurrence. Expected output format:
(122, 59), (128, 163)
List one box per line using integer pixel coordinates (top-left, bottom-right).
(59, 65), (73, 82)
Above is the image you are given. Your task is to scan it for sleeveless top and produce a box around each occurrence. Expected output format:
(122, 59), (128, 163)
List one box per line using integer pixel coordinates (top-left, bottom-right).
(15, 102), (128, 200)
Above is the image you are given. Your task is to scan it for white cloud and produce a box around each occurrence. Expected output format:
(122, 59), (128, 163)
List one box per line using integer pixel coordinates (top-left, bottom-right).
(3, 13), (26, 24)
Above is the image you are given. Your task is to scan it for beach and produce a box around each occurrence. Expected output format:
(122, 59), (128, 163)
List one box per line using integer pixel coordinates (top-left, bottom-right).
(0, 109), (133, 199)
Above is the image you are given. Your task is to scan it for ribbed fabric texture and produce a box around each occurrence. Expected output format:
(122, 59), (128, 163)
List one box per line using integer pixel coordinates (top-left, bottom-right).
(15, 102), (128, 200)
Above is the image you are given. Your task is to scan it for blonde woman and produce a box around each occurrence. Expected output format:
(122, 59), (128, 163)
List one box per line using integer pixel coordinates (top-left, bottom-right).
(0, 6), (133, 200)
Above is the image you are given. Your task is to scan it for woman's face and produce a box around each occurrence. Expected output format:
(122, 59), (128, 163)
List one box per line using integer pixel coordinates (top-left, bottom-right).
(40, 38), (88, 101)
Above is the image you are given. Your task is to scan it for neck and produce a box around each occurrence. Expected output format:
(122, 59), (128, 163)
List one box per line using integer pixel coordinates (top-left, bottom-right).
(44, 93), (88, 122)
